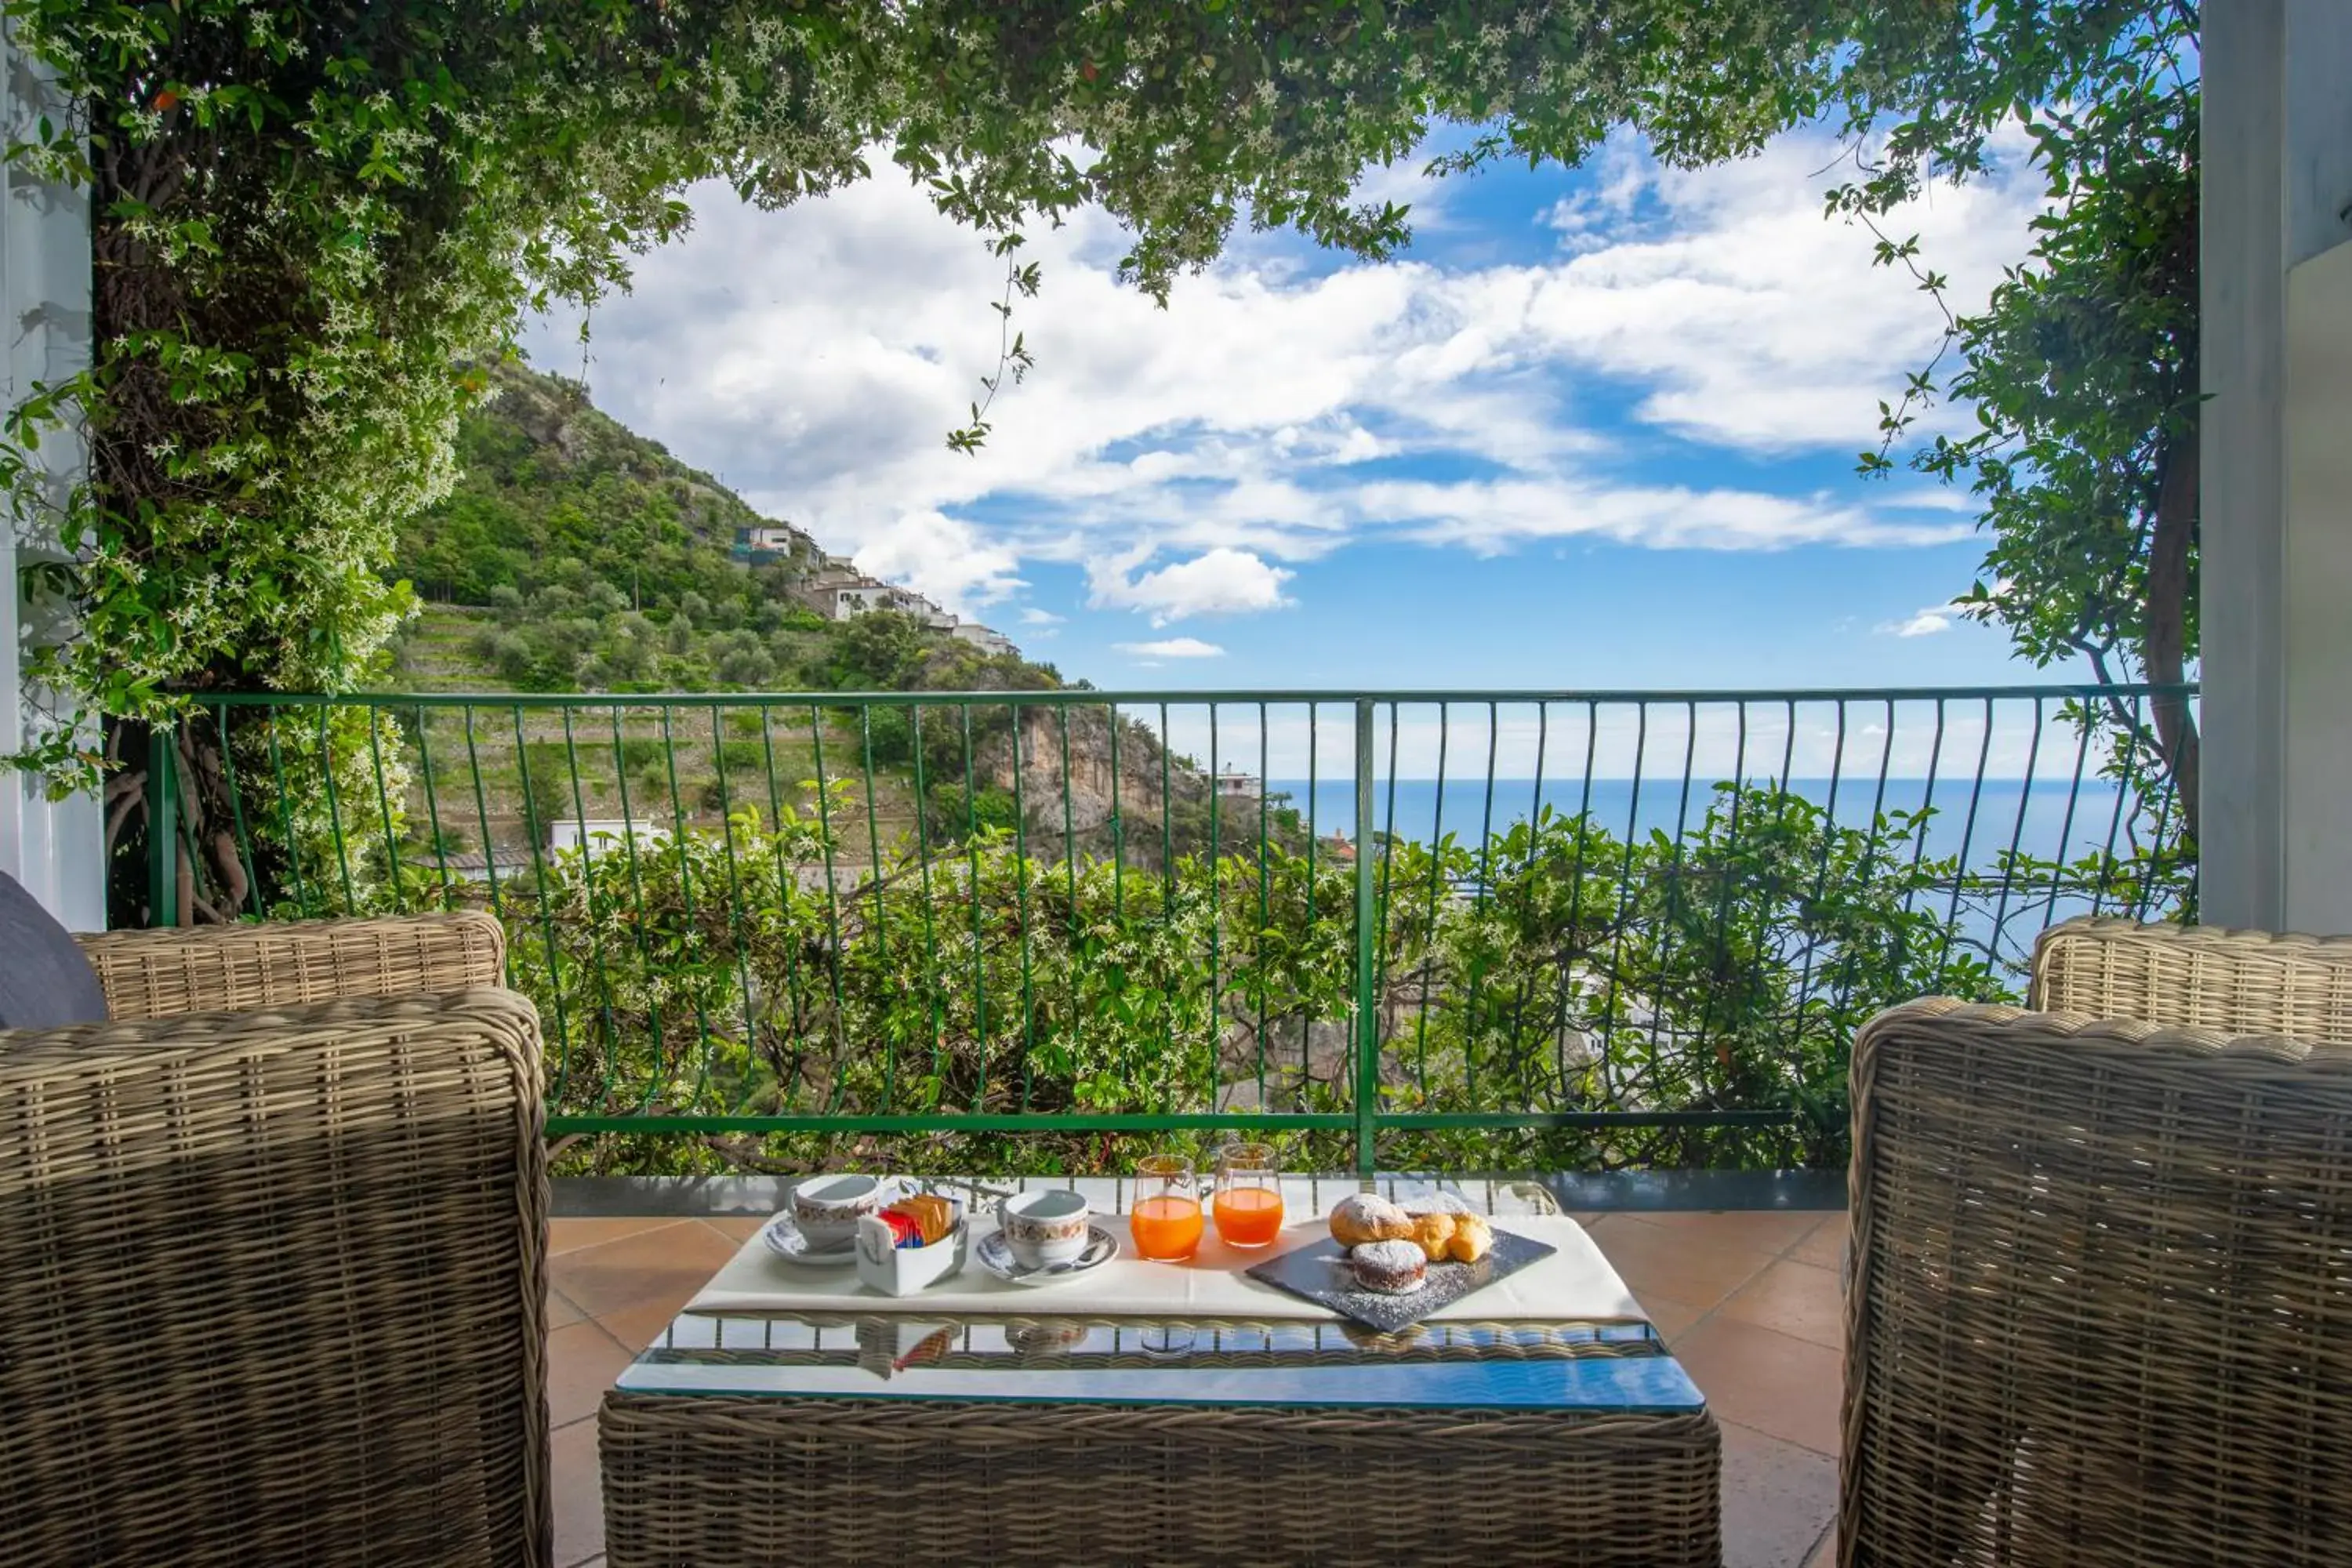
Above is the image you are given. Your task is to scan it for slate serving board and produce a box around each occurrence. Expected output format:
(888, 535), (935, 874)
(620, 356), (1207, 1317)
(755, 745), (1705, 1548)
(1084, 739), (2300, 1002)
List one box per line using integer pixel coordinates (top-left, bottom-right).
(1243, 1227), (1559, 1333)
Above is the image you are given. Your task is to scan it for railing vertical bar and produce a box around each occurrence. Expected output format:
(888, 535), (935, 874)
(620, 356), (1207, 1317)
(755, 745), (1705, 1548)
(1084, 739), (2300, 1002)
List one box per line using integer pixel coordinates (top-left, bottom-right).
(808, 704), (855, 1116)
(1889, 699), (1950, 982)
(957, 703), (989, 1113)
(1593, 702), (1649, 1113)
(1689, 701), (1752, 1080)
(263, 716), (310, 916)
(1502, 702), (1550, 1076)
(1787, 699), (1850, 1044)
(909, 703), (949, 1102)
(1010, 702), (1037, 1110)
(1412, 703), (1450, 1089)
(2089, 713), (2141, 920)
(364, 706), (403, 910)
(412, 704), (455, 906)
(1374, 703), (1402, 1086)
(1462, 701), (1501, 1103)
(1207, 702), (1224, 1120)
(608, 704), (663, 1112)
(1301, 702), (1319, 1074)
(554, 707), (614, 1112)
(747, 703), (805, 1110)
(1256, 699), (1271, 1108)
(1987, 698), (2048, 969)
(510, 704), (575, 1096)
(2040, 698), (2098, 933)
(214, 703), (260, 916)
(1931, 697), (1998, 985)
(1641, 700), (1704, 1077)
(316, 707), (358, 913)
(658, 703), (715, 1110)
(1156, 701), (1175, 1109)
(1352, 698), (1377, 1177)
(1548, 702), (1601, 1100)
(459, 704), (503, 921)
(2130, 693), (2181, 918)
(147, 725), (178, 928)
(1824, 700), (1903, 1031)
(1056, 706), (1079, 1099)
(857, 706), (891, 1109)
(703, 706), (760, 1117)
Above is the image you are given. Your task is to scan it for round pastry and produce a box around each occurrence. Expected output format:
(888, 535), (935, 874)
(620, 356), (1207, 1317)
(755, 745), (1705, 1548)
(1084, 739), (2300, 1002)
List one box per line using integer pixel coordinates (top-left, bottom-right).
(1348, 1239), (1428, 1294)
(1329, 1193), (1413, 1247)
(1409, 1212), (1459, 1261)
(1443, 1214), (1494, 1263)
(1401, 1192), (1474, 1216)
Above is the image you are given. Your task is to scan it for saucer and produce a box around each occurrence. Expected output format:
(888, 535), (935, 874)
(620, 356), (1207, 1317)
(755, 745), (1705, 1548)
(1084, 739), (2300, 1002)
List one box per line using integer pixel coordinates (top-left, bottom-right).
(975, 1225), (1120, 1287)
(760, 1210), (859, 1268)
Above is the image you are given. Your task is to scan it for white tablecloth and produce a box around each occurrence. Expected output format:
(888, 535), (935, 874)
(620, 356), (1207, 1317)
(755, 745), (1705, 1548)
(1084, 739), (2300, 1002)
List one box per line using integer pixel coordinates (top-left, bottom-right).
(685, 1212), (1642, 1323)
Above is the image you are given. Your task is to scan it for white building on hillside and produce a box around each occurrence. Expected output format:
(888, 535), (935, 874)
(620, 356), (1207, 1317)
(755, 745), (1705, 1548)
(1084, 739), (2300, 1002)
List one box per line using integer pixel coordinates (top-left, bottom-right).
(548, 818), (674, 857)
(825, 578), (924, 620)
(1214, 768), (1263, 804)
(951, 622), (1018, 657)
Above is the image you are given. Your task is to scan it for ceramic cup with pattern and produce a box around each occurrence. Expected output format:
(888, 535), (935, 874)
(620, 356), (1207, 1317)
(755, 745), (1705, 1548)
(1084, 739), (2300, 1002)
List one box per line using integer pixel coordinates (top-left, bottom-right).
(992, 1188), (1093, 1269)
(792, 1174), (891, 1250)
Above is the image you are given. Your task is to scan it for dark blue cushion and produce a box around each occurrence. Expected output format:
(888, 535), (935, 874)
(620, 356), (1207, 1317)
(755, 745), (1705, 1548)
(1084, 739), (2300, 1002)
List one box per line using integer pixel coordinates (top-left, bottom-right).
(0, 871), (108, 1029)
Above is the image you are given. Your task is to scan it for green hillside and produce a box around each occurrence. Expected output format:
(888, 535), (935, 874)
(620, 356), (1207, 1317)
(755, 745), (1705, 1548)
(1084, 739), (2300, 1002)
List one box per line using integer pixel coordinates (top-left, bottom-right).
(386, 360), (1059, 698)
(377, 360), (1092, 854)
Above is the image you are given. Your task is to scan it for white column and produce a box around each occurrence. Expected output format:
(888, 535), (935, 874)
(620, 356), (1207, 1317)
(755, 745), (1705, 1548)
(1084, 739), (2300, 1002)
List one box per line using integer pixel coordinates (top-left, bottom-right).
(2200, 0), (2352, 933)
(1, 26), (103, 929)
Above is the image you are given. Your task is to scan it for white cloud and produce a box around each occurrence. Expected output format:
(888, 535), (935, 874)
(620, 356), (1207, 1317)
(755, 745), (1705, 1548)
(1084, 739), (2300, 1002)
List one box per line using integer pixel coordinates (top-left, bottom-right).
(849, 509), (1023, 617)
(1090, 547), (1294, 623)
(524, 122), (2037, 626)
(1113, 637), (1226, 659)
(1018, 607), (1065, 626)
(1879, 606), (1957, 637)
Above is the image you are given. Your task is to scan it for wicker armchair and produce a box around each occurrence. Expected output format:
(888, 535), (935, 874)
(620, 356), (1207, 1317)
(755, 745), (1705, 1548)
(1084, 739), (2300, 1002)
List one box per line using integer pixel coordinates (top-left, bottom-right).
(1842, 917), (2352, 1566)
(0, 913), (550, 1566)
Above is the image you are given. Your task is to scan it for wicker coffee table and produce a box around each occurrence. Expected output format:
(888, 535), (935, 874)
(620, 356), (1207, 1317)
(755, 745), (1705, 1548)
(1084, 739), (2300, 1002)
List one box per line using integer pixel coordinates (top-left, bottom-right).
(600, 1192), (1719, 1566)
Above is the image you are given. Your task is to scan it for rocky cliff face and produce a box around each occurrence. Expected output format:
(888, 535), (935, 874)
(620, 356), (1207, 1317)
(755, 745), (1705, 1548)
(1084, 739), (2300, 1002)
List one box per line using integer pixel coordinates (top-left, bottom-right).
(975, 706), (1207, 868)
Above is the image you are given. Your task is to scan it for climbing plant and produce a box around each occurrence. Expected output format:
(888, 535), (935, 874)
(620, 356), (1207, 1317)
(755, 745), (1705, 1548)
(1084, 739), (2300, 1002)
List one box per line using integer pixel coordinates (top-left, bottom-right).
(1835, 2), (2201, 869)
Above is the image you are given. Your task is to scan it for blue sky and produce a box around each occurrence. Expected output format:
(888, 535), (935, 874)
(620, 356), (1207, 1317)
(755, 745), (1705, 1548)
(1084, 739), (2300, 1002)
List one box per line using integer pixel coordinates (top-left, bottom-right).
(527, 121), (2053, 697)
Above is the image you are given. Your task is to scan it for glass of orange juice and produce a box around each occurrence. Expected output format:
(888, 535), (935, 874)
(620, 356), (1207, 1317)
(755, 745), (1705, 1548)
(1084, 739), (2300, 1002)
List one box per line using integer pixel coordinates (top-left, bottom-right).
(1211, 1142), (1286, 1247)
(1130, 1154), (1204, 1261)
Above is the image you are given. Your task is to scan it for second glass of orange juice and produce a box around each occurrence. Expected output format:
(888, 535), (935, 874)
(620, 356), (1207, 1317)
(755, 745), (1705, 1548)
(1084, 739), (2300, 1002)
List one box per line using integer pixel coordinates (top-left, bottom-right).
(1131, 1154), (1204, 1260)
(1211, 1142), (1285, 1247)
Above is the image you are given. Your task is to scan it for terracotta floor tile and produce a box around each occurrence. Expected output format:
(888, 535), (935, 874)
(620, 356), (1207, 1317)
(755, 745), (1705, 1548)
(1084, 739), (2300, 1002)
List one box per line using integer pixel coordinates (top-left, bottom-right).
(1719, 1418), (1838, 1568)
(699, 1215), (768, 1243)
(1635, 1290), (1708, 1344)
(593, 1294), (697, 1356)
(1586, 1214), (1780, 1314)
(1613, 1209), (1824, 1255)
(551, 1216), (690, 1255)
(1789, 1213), (1849, 1271)
(552, 1416), (605, 1568)
(1717, 1258), (1844, 1351)
(1675, 1315), (1843, 1455)
(546, 1284), (586, 1329)
(550, 1220), (741, 1319)
(548, 1319), (637, 1430)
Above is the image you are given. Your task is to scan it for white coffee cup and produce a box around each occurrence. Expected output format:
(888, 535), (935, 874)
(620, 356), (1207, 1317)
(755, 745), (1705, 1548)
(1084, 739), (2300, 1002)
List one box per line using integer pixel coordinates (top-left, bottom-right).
(993, 1189), (1092, 1269)
(793, 1174), (889, 1250)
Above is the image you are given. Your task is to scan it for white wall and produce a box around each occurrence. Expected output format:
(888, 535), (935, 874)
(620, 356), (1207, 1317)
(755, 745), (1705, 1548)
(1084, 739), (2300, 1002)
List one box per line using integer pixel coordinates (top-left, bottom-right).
(2200, 1), (2352, 933)
(1, 28), (103, 929)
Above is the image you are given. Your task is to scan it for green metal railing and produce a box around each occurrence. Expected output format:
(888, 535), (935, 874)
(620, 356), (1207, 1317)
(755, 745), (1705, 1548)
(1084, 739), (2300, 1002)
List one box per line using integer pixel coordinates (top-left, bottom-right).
(151, 684), (2196, 1171)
